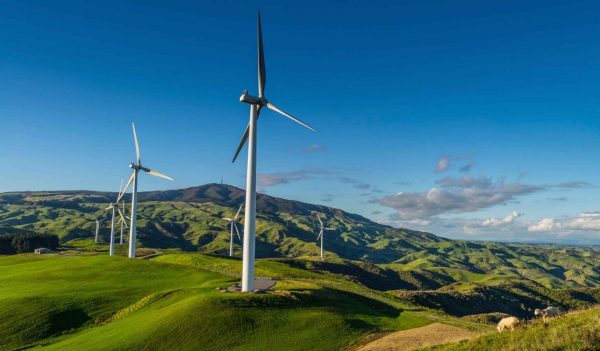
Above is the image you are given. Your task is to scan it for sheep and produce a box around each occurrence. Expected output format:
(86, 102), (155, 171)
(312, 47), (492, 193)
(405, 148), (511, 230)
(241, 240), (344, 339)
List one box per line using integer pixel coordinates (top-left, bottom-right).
(497, 316), (520, 333)
(534, 306), (563, 323)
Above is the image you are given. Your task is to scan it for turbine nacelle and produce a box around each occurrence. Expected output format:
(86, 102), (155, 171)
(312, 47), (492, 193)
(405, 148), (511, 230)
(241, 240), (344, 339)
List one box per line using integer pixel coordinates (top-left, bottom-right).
(239, 90), (266, 105)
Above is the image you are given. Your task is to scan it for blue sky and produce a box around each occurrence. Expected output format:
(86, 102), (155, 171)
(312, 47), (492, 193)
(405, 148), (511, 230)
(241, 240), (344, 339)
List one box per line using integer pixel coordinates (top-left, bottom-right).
(1, 0), (600, 244)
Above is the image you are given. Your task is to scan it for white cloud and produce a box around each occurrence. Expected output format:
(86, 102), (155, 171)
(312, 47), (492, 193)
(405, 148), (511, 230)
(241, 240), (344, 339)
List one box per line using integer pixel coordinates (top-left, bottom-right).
(528, 212), (600, 233)
(528, 218), (562, 232)
(375, 176), (540, 219)
(482, 211), (522, 227)
(375, 175), (588, 220)
(436, 157), (450, 173)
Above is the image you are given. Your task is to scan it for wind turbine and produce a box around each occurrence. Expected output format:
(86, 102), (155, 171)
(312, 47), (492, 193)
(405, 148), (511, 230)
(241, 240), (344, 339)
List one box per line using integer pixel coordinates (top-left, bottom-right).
(118, 123), (174, 258)
(105, 180), (127, 256)
(222, 203), (244, 257)
(312, 212), (334, 259)
(105, 202), (117, 256)
(117, 200), (129, 245)
(94, 219), (101, 243)
(232, 12), (315, 292)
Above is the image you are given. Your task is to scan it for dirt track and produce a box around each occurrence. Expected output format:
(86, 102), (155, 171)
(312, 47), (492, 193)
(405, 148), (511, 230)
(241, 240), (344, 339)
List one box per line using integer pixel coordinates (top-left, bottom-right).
(353, 323), (481, 351)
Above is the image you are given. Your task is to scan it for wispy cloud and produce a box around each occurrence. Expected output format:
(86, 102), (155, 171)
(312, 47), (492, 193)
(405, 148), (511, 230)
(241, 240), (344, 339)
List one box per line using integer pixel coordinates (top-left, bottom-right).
(436, 157), (450, 173)
(304, 144), (323, 153)
(258, 169), (330, 186)
(556, 181), (591, 189)
(436, 154), (475, 173)
(320, 194), (336, 203)
(340, 176), (372, 190)
(459, 163), (474, 173)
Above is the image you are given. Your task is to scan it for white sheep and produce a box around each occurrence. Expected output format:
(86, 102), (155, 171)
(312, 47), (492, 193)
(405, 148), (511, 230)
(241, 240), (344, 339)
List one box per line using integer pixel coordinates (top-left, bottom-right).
(497, 316), (520, 333)
(535, 306), (562, 323)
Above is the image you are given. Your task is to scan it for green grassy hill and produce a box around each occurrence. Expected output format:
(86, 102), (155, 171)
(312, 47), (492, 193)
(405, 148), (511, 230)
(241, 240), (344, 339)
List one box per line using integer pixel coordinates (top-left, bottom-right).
(1, 184), (599, 291)
(423, 306), (600, 351)
(0, 253), (437, 351)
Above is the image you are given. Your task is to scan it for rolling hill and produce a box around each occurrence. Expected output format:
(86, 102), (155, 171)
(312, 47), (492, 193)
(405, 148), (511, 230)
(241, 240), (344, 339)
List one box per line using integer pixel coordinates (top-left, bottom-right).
(0, 183), (599, 293)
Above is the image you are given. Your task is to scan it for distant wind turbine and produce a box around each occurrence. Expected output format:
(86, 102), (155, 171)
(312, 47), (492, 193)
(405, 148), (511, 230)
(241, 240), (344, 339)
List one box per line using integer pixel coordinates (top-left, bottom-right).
(312, 211), (335, 259)
(105, 201), (117, 256)
(232, 12), (315, 292)
(94, 219), (101, 243)
(118, 123), (174, 258)
(105, 180), (129, 256)
(222, 203), (244, 257)
(117, 200), (129, 245)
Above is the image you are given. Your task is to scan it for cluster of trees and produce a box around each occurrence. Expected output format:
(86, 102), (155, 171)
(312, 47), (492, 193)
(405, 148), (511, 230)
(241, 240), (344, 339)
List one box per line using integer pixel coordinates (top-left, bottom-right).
(0, 233), (59, 254)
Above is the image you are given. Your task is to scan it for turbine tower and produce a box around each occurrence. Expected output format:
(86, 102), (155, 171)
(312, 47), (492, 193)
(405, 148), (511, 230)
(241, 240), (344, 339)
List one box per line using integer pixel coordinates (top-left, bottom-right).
(312, 212), (334, 260)
(105, 202), (116, 256)
(94, 219), (101, 243)
(118, 123), (174, 258)
(232, 12), (315, 292)
(222, 203), (244, 257)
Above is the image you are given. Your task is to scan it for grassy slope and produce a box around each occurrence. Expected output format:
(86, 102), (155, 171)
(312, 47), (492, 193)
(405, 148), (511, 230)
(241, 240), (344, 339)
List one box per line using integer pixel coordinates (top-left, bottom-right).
(423, 306), (600, 351)
(0, 253), (437, 351)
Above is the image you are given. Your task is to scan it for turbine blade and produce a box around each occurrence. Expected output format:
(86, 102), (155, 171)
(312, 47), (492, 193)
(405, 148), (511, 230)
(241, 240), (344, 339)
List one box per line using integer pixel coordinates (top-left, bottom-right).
(146, 169), (174, 181)
(317, 215), (323, 228)
(132, 122), (141, 164)
(234, 203), (244, 220)
(232, 124), (250, 163)
(266, 103), (315, 131)
(232, 107), (264, 163)
(222, 218), (232, 221)
(117, 208), (128, 227)
(257, 11), (266, 98)
(234, 222), (241, 240)
(119, 178), (124, 194)
(117, 172), (135, 203)
(317, 230), (323, 241)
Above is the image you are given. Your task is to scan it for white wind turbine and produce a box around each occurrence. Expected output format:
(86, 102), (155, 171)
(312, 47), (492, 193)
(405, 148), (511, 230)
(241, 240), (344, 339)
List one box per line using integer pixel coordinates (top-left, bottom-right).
(94, 218), (102, 243)
(105, 180), (128, 256)
(222, 203), (244, 257)
(118, 123), (174, 258)
(232, 12), (315, 292)
(105, 201), (117, 256)
(312, 212), (334, 259)
(117, 200), (129, 245)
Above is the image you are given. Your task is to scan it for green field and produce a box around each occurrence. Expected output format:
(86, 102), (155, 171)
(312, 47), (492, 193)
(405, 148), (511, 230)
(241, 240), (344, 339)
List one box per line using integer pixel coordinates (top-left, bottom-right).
(0, 253), (435, 351)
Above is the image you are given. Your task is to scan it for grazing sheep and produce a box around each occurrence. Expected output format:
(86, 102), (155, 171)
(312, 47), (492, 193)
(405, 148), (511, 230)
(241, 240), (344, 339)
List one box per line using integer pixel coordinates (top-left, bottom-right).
(533, 308), (544, 318)
(497, 316), (520, 333)
(540, 306), (563, 323)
